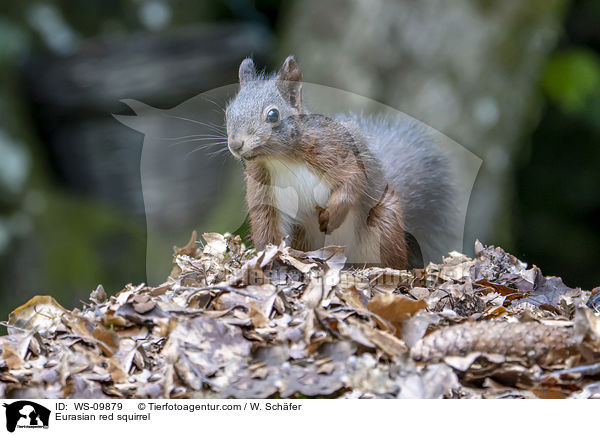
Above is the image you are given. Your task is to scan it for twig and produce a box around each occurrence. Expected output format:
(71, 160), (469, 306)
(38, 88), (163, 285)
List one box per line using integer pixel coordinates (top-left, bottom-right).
(198, 285), (262, 300)
(553, 361), (600, 377)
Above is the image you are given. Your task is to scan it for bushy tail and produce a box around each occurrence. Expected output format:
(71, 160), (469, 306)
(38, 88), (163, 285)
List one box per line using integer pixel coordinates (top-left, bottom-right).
(353, 114), (461, 265)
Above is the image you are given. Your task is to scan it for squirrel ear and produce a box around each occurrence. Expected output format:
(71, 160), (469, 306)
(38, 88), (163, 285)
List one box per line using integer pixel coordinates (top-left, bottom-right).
(239, 58), (256, 86)
(277, 55), (303, 110)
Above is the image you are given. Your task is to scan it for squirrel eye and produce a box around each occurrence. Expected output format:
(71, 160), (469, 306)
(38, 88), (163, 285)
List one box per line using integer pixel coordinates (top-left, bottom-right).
(265, 108), (280, 123)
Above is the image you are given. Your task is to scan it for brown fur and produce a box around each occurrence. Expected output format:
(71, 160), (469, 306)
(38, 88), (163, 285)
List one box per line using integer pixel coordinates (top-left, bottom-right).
(244, 114), (407, 268)
(228, 56), (408, 269)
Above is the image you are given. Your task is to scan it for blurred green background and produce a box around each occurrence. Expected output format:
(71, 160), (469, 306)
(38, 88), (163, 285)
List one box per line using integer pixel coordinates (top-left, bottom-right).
(0, 0), (599, 322)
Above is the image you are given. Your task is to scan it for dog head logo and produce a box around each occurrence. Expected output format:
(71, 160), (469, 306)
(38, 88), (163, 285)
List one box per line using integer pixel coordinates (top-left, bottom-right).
(3, 401), (50, 432)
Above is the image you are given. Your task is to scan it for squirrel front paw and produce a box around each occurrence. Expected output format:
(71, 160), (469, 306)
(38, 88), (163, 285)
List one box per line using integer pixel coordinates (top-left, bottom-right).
(316, 205), (345, 234)
(317, 206), (330, 233)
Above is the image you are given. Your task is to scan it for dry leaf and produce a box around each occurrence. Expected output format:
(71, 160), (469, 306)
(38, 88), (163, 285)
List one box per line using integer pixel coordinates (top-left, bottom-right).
(367, 293), (427, 336)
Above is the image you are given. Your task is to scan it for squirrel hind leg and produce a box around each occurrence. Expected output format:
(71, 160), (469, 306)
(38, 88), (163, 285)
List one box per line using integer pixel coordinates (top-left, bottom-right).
(291, 224), (311, 251)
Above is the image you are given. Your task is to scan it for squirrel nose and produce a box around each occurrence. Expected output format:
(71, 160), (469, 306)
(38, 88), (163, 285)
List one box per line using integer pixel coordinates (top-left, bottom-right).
(229, 140), (244, 152)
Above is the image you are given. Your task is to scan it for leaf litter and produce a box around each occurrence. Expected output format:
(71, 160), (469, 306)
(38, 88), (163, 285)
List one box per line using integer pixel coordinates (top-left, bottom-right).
(1, 233), (600, 399)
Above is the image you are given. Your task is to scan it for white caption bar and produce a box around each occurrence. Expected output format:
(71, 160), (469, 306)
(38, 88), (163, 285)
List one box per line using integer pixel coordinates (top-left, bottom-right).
(0, 399), (591, 435)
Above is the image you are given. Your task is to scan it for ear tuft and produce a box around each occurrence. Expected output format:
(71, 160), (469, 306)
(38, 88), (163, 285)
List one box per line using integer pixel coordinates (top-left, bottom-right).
(239, 58), (256, 85)
(277, 55), (303, 110)
(279, 55), (303, 83)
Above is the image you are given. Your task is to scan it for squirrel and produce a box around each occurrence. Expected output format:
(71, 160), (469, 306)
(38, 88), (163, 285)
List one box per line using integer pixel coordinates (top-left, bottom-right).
(225, 55), (457, 269)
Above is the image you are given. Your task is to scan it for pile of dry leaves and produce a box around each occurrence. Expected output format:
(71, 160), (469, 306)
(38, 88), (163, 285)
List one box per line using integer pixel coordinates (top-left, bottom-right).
(2, 232), (600, 399)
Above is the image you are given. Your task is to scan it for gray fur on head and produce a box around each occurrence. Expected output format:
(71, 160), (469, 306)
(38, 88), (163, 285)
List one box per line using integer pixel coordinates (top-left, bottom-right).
(226, 56), (305, 158)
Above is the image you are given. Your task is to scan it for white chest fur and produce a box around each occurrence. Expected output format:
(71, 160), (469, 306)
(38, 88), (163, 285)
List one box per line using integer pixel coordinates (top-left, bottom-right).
(264, 159), (381, 264)
(265, 160), (329, 221)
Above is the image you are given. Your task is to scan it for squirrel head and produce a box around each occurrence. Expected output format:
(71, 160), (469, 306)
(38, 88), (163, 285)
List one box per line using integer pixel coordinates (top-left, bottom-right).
(226, 55), (303, 160)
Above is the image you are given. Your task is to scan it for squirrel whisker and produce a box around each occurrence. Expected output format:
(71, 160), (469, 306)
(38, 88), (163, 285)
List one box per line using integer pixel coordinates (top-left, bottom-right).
(167, 138), (228, 148)
(159, 134), (227, 141)
(161, 113), (226, 134)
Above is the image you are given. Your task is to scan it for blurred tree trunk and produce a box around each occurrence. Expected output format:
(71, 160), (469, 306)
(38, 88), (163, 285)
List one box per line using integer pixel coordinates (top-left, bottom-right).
(280, 0), (566, 252)
(0, 2), (271, 321)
